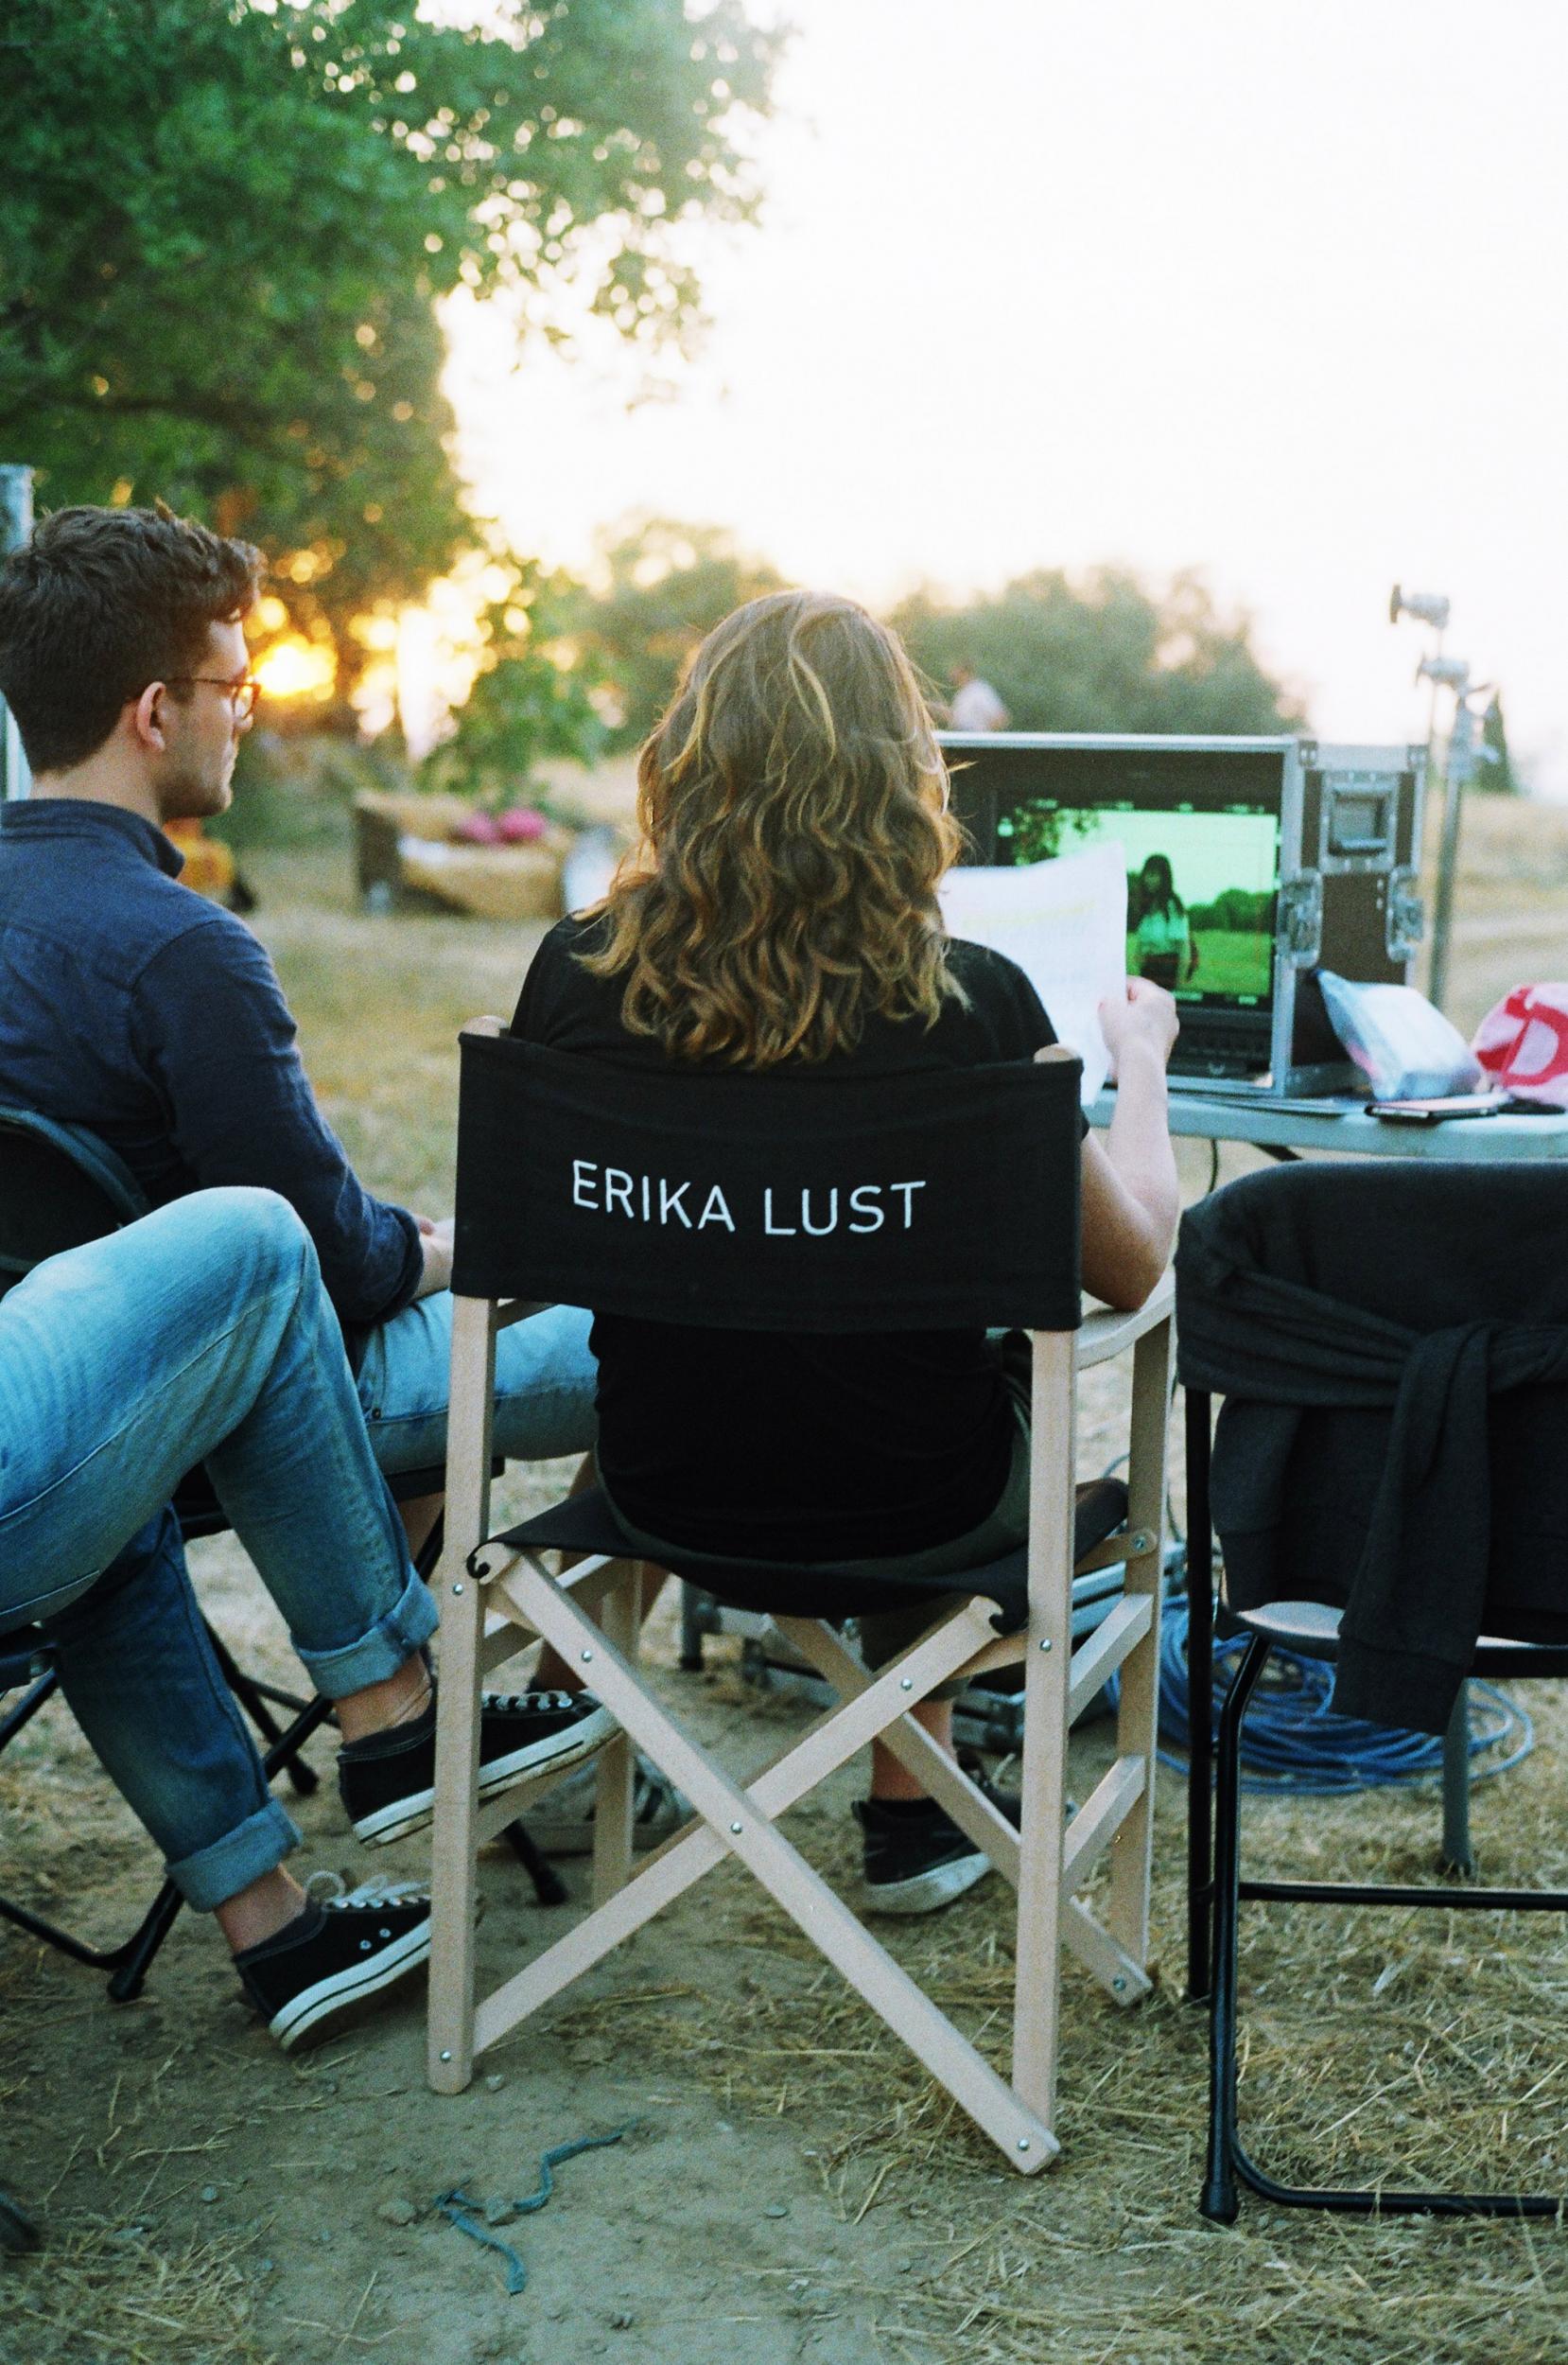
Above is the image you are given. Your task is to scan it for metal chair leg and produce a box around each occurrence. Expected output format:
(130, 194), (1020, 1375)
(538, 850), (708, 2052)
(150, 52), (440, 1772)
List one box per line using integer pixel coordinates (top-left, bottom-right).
(1440, 1682), (1474, 1876)
(105, 1882), (184, 2004)
(203, 1621), (320, 1796)
(678, 1581), (707, 1673)
(501, 1819), (569, 1906)
(1201, 1632), (1272, 2225)
(1184, 1388), (1214, 2002)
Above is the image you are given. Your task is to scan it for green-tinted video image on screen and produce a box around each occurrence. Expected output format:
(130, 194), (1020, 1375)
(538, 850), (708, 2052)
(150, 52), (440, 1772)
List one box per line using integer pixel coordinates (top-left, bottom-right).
(998, 799), (1278, 1004)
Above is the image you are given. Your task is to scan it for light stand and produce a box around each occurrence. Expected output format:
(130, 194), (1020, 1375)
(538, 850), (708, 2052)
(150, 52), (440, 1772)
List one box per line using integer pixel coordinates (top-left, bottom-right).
(1390, 586), (1475, 1013)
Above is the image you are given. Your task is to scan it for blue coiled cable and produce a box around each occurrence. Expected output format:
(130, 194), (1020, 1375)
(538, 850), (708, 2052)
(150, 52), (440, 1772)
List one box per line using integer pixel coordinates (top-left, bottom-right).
(1150, 1596), (1535, 1795)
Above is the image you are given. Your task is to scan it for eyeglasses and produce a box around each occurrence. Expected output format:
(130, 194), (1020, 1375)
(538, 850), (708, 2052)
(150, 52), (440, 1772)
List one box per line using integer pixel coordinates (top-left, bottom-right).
(163, 674), (262, 721)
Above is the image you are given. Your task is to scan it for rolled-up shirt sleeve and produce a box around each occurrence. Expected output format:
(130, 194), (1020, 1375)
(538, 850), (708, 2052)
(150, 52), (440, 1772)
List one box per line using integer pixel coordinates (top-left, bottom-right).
(131, 913), (425, 1327)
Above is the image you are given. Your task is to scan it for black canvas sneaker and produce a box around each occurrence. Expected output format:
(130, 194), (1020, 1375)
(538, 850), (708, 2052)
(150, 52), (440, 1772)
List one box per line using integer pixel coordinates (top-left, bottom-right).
(522, 1753), (690, 1857)
(234, 1873), (431, 2051)
(339, 1687), (618, 1848)
(855, 1764), (1021, 1917)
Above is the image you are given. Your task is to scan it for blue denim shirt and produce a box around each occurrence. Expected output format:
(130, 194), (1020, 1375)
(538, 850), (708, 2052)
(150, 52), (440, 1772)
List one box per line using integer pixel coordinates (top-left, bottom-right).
(0, 798), (423, 1327)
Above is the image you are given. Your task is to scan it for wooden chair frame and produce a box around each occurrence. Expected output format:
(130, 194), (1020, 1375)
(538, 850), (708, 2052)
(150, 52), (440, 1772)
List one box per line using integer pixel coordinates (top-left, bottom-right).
(427, 1253), (1174, 2174)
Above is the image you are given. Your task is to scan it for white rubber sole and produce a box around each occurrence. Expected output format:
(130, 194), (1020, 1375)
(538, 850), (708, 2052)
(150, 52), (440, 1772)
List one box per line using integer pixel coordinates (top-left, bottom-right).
(269, 1917), (432, 2052)
(861, 1851), (994, 1918)
(353, 1702), (619, 1848)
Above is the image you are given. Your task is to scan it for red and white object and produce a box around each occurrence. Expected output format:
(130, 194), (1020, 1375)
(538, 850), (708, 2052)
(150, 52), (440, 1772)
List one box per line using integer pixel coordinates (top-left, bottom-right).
(1472, 984), (1568, 1108)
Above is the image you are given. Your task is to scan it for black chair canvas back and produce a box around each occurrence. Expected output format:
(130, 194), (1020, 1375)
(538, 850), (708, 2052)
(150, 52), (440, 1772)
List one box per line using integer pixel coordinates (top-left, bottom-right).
(1177, 1158), (1568, 1652)
(452, 1034), (1084, 1336)
(0, 1109), (147, 1298)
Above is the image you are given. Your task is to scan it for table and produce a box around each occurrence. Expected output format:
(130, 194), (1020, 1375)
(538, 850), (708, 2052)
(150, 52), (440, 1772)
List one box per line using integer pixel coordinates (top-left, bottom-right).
(1088, 1087), (1568, 2000)
(1089, 1086), (1568, 1163)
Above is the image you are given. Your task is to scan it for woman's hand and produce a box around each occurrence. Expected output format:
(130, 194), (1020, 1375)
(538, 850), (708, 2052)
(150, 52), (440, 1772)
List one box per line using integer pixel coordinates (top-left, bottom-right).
(412, 1214), (455, 1300)
(1083, 980), (1180, 1306)
(1099, 976), (1178, 1077)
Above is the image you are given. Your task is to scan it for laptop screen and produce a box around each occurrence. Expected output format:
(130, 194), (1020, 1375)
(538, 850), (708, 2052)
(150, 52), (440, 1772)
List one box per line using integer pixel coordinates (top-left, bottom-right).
(940, 738), (1291, 1077)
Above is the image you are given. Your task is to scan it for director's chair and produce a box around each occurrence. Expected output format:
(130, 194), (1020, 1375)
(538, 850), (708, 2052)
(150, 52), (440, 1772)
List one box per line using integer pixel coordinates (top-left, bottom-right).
(428, 1024), (1173, 2170)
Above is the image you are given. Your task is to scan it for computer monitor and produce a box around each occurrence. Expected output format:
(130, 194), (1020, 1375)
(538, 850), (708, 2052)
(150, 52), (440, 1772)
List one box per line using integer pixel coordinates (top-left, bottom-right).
(940, 735), (1298, 1082)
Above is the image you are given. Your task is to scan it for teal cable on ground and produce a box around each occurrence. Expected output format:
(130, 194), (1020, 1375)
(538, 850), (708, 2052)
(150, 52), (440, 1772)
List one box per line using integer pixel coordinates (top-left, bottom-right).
(436, 2123), (635, 2294)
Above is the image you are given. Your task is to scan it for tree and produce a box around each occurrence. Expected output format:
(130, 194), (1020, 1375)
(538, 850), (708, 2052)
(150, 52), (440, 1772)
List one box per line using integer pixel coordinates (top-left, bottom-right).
(889, 568), (1305, 736)
(567, 517), (785, 745)
(418, 559), (606, 802)
(0, 0), (779, 680)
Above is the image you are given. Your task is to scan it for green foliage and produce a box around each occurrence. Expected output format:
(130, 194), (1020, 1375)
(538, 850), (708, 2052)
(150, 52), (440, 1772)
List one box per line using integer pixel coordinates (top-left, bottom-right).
(419, 565), (605, 802)
(0, 0), (779, 672)
(567, 517), (785, 746)
(998, 803), (1101, 865)
(1188, 886), (1273, 931)
(890, 568), (1305, 736)
(213, 724), (387, 852)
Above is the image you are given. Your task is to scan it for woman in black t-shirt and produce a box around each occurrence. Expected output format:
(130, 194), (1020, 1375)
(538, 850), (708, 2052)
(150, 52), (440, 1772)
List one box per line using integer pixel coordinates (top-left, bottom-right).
(513, 590), (1179, 1914)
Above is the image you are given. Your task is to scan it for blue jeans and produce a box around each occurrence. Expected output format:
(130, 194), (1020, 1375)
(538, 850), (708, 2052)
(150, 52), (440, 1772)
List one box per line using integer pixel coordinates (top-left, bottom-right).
(0, 1189), (438, 1910)
(355, 1294), (597, 1478)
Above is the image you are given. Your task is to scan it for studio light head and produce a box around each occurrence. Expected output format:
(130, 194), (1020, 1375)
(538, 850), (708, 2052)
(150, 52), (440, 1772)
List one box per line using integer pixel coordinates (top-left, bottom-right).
(1416, 652), (1471, 692)
(1389, 585), (1452, 631)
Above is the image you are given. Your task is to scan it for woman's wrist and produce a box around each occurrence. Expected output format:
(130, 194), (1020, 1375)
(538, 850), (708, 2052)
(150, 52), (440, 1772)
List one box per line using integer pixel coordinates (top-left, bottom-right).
(1113, 1039), (1171, 1094)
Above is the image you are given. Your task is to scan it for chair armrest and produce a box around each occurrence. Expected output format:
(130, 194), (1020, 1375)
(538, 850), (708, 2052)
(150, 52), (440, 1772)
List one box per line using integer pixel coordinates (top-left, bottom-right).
(1074, 1267), (1174, 1369)
(460, 1014), (506, 1040)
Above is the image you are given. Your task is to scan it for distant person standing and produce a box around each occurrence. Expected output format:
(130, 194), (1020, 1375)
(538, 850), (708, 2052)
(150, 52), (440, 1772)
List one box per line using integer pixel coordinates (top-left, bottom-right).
(949, 661), (1009, 733)
(1132, 852), (1198, 990)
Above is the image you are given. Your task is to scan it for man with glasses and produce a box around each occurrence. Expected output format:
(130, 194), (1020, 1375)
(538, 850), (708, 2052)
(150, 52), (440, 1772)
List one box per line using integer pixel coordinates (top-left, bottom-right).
(0, 503), (616, 1836)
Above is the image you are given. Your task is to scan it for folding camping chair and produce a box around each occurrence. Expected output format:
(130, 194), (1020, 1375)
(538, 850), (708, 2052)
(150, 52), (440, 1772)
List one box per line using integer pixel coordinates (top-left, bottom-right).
(426, 1022), (1174, 2171)
(0, 1106), (555, 2003)
(1177, 1158), (1568, 2220)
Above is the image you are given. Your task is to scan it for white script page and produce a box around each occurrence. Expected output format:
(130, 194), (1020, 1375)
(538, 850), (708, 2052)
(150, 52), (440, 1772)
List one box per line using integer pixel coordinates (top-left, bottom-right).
(939, 841), (1127, 1104)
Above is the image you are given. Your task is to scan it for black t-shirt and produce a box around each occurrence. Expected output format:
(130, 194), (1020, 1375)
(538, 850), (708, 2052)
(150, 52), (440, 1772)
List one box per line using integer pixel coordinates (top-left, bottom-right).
(510, 918), (1062, 1560)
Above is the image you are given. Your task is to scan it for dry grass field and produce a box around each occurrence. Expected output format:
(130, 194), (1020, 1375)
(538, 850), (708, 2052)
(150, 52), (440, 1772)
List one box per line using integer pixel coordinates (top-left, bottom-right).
(5, 787), (1568, 2363)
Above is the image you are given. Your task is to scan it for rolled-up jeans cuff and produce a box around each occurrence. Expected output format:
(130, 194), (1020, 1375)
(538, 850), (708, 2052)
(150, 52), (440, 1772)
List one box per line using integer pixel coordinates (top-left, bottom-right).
(168, 1796), (302, 1912)
(292, 1568), (441, 1700)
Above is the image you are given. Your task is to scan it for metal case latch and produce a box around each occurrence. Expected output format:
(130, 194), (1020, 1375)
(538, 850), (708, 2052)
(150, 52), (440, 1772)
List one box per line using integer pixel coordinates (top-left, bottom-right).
(1278, 872), (1322, 966)
(1385, 866), (1424, 960)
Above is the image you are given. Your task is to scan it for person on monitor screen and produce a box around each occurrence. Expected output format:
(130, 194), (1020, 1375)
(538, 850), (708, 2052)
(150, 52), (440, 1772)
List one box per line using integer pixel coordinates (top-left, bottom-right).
(1132, 853), (1199, 991)
(509, 590), (1180, 1917)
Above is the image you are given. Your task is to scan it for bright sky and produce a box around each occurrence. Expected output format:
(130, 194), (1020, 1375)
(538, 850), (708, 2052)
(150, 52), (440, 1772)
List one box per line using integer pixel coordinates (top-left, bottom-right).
(444, 0), (1568, 793)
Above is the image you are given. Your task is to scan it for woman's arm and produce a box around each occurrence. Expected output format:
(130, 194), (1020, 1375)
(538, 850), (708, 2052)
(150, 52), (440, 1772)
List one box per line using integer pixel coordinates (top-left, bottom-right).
(1078, 979), (1180, 1309)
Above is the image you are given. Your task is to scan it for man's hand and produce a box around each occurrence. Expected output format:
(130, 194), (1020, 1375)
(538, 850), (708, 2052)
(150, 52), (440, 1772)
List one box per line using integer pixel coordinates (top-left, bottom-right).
(1100, 976), (1179, 1077)
(412, 1214), (454, 1300)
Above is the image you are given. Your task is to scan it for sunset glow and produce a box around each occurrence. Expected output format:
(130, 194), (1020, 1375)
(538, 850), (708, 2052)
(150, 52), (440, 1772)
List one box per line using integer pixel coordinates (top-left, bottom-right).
(442, 0), (1568, 793)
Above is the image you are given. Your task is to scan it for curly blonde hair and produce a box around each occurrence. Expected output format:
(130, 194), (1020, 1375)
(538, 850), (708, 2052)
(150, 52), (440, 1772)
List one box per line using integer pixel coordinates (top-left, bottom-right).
(581, 589), (963, 1065)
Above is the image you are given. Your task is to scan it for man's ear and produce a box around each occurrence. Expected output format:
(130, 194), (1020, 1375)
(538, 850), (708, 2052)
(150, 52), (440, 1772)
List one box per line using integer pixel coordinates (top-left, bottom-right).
(130, 682), (167, 754)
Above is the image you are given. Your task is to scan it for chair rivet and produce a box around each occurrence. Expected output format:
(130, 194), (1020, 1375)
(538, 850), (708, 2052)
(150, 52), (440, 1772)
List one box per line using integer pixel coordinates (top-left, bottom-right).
(899, 1677), (914, 1692)
(730, 1820), (743, 1834)
(1018, 2138), (1031, 2152)
(1112, 1976), (1127, 1992)
(1038, 1638), (1052, 1652)
(581, 1649), (594, 1663)
(452, 1583), (464, 1596)
(440, 2050), (452, 2063)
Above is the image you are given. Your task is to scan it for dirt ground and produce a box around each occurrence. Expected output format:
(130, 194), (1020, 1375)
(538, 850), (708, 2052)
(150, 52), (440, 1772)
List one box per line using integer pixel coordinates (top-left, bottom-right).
(7, 789), (1568, 2363)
